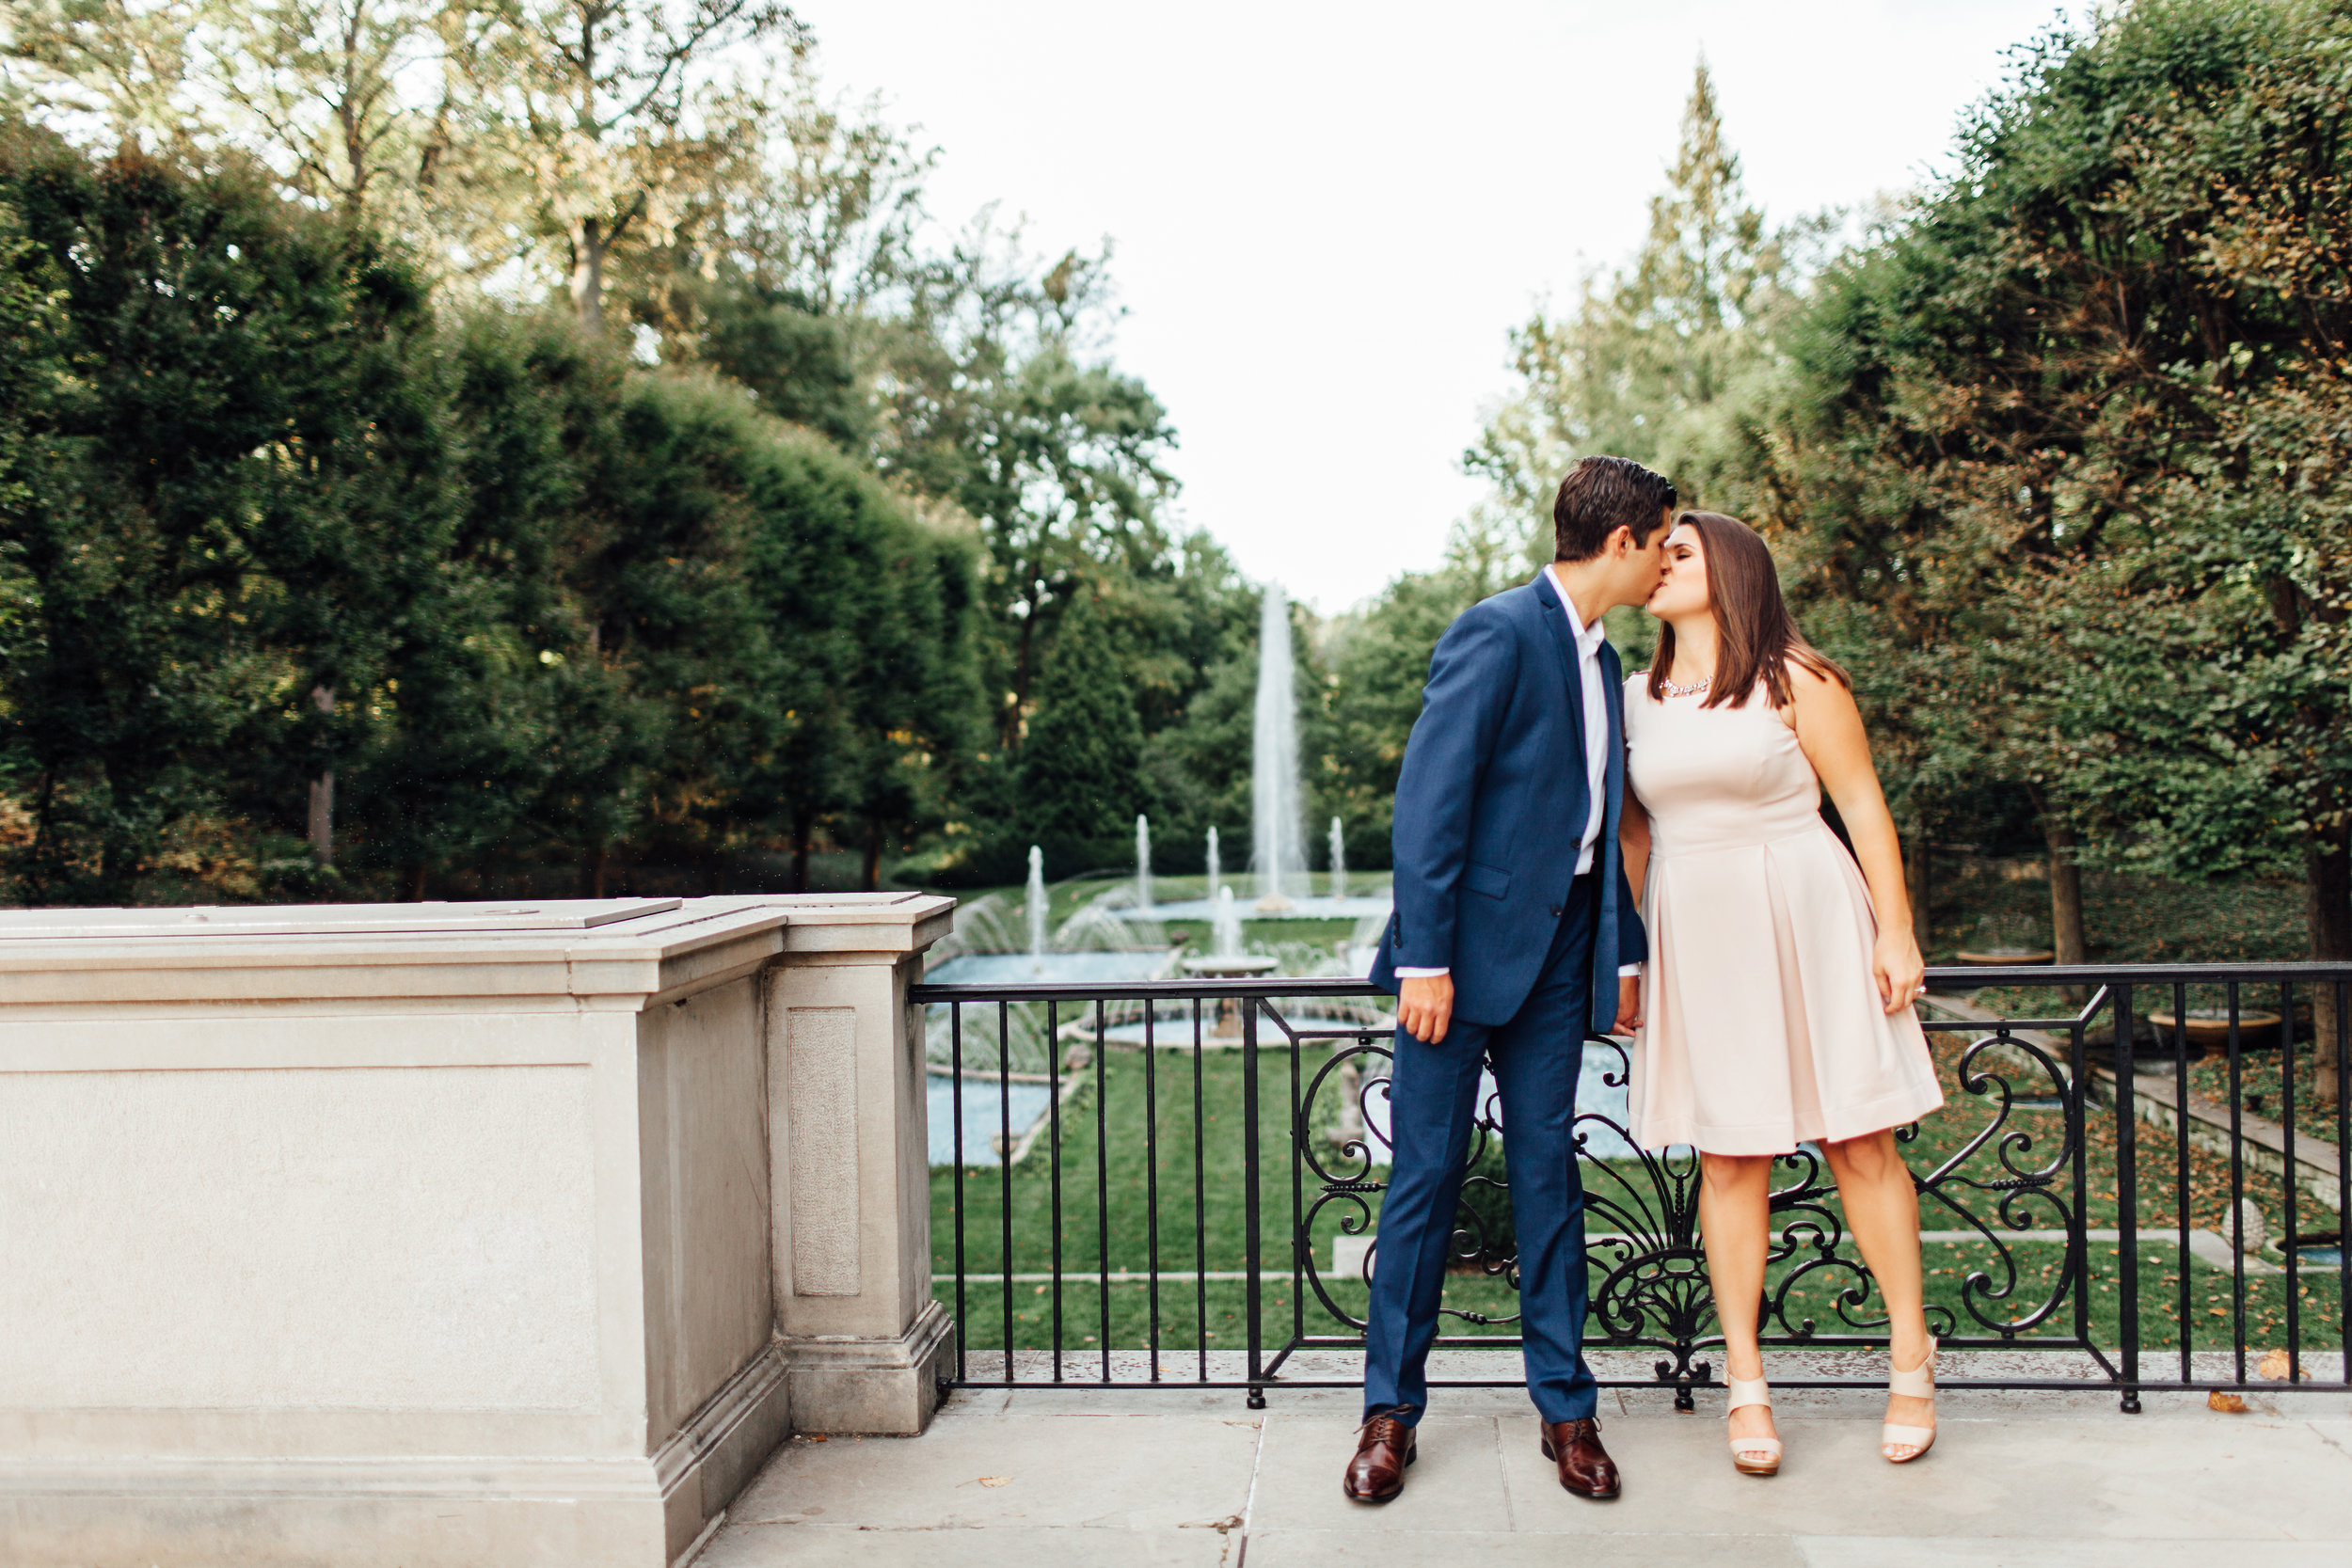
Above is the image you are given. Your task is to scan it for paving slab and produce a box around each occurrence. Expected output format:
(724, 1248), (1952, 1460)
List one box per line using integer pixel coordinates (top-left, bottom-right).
(1492, 1412), (2352, 1541)
(1246, 1414), (1515, 1533)
(695, 1380), (2352, 1567)
(698, 1523), (1237, 1567)
(2308, 1417), (2352, 1457)
(724, 1411), (1259, 1532)
(1795, 1541), (2352, 1568)
(1245, 1528), (1806, 1566)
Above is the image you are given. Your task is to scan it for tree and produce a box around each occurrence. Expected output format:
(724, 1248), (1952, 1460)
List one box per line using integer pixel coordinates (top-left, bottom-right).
(199, 0), (441, 221)
(0, 26), (1224, 906)
(451, 0), (803, 334)
(1, 1), (203, 153)
(879, 231), (1178, 754)
(1745, 0), (2352, 1081)
(0, 129), (453, 898)
(1316, 524), (1525, 869)
(1016, 588), (1144, 873)
(1469, 58), (1802, 545)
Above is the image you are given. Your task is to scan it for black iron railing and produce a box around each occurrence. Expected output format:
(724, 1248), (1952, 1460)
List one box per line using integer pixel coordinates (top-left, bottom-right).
(914, 964), (2352, 1411)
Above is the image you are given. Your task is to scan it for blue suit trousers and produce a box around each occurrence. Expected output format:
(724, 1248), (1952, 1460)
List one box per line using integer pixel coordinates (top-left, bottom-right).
(1361, 877), (1599, 1424)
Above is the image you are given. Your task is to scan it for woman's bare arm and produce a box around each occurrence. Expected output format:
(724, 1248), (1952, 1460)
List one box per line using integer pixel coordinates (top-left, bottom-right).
(1611, 793), (1653, 1035)
(1786, 662), (1925, 1014)
(1619, 793), (1653, 906)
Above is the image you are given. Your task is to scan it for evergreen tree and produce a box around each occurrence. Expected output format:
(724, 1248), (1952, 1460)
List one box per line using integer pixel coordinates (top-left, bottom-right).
(1469, 58), (1799, 549)
(1016, 589), (1143, 873)
(0, 129), (455, 900)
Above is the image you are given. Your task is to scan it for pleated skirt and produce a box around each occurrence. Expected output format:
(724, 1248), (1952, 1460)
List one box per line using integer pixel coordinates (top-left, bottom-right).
(1629, 823), (1944, 1155)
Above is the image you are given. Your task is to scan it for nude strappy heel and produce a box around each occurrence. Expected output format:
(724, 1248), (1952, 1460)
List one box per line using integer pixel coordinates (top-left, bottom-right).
(1724, 1373), (1781, 1476)
(1883, 1337), (1937, 1463)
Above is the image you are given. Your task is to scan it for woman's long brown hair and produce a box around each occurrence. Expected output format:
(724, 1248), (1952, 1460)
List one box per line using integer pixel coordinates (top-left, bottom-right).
(1647, 510), (1849, 709)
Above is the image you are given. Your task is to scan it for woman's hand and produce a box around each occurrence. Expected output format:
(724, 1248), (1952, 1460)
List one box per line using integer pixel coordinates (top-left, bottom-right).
(1873, 928), (1926, 1015)
(1613, 973), (1643, 1035)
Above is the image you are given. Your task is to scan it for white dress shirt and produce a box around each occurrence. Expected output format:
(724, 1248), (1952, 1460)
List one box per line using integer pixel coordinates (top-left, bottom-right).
(1395, 562), (1641, 982)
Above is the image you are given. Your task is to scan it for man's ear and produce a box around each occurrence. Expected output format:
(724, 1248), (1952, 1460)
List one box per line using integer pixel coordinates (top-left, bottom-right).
(1605, 524), (1633, 559)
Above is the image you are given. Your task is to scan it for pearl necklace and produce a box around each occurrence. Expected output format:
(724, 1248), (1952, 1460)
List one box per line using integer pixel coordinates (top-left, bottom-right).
(1659, 673), (1711, 699)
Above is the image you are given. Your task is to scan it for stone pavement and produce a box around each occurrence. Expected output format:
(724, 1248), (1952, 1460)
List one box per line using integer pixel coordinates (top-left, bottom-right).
(692, 1354), (2352, 1568)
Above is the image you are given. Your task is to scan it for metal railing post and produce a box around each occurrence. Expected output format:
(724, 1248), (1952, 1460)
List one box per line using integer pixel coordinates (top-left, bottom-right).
(2113, 983), (2140, 1414)
(1243, 994), (1265, 1409)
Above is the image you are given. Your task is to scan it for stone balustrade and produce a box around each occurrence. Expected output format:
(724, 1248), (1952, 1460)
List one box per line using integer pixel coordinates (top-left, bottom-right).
(0, 893), (954, 1567)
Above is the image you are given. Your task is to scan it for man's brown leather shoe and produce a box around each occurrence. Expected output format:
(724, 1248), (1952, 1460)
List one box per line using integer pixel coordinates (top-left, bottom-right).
(1540, 1417), (1621, 1499)
(1343, 1407), (1418, 1503)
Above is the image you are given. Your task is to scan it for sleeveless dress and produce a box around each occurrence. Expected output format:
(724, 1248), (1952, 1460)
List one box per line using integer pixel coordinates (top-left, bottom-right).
(1622, 675), (1943, 1155)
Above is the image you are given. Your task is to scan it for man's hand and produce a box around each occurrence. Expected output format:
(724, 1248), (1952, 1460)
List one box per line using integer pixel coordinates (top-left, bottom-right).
(1612, 974), (1643, 1036)
(1397, 974), (1454, 1043)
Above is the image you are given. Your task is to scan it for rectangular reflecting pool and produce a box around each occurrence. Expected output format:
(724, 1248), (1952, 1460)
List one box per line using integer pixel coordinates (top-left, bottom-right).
(928, 1072), (1055, 1166)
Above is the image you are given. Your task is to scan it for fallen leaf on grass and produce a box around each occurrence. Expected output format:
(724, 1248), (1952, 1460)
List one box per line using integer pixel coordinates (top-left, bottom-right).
(2208, 1391), (2248, 1413)
(977, 1476), (1012, 1487)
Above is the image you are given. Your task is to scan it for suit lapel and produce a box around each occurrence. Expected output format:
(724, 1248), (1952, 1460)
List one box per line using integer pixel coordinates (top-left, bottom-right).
(1532, 570), (1587, 759)
(1599, 640), (1626, 836)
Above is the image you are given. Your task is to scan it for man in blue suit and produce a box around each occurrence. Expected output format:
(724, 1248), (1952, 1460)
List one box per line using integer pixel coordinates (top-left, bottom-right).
(1346, 455), (1677, 1504)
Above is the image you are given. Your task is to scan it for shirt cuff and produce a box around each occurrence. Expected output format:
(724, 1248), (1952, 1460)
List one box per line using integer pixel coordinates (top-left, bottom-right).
(1393, 967), (1448, 979)
(1616, 963), (1643, 977)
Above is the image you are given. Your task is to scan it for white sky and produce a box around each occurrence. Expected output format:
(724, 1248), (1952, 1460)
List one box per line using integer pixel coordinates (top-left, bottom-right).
(795, 1), (2076, 612)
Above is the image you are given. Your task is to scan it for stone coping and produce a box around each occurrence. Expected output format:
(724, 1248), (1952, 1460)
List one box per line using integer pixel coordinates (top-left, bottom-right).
(0, 892), (955, 1006)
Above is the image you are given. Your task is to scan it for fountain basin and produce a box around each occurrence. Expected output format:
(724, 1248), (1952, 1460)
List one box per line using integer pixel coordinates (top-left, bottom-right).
(926, 950), (1177, 985)
(1181, 954), (1279, 977)
(1122, 895), (1393, 923)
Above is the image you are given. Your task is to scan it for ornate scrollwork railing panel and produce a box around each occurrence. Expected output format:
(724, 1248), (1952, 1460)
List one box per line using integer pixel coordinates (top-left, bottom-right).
(1279, 1002), (2089, 1396)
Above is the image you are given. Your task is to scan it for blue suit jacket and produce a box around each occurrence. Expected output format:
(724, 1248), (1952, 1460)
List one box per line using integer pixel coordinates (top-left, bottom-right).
(1370, 573), (1647, 1034)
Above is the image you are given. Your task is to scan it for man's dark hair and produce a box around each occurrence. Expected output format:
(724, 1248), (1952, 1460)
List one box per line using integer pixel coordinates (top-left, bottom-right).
(1552, 456), (1678, 562)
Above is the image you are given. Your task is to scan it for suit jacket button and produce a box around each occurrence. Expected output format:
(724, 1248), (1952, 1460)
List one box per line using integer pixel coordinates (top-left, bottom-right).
(1549, 905), (1562, 917)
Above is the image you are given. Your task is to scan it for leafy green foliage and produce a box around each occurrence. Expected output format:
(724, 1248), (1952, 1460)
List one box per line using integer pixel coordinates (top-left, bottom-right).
(0, 24), (1255, 904)
(1014, 591), (1145, 873)
(0, 132), (453, 899)
(1756, 0), (2352, 964)
(1470, 59), (1812, 546)
(0, 130), (995, 902)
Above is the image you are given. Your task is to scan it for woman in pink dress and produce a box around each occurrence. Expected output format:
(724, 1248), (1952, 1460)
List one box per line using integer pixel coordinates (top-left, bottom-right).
(1619, 511), (1944, 1474)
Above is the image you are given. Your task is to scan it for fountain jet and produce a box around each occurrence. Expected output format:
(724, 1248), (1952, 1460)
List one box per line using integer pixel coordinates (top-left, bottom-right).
(1329, 816), (1346, 901)
(1213, 886), (1244, 958)
(1206, 825), (1220, 895)
(1251, 584), (1306, 911)
(1136, 815), (1153, 911)
(1025, 846), (1047, 972)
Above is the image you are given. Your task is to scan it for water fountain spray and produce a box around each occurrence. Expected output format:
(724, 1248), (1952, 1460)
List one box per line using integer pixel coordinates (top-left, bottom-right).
(1213, 885), (1244, 958)
(1135, 815), (1153, 911)
(1329, 816), (1347, 901)
(1025, 846), (1047, 972)
(1205, 825), (1220, 896)
(1251, 583), (1306, 911)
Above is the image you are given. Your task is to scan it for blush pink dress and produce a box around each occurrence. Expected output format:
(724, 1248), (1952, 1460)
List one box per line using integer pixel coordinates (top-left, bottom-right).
(1622, 674), (1943, 1155)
